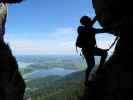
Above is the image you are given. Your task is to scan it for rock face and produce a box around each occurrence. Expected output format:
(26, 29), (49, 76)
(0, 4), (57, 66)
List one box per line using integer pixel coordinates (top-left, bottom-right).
(92, 0), (121, 27)
(82, 0), (133, 100)
(0, 41), (25, 100)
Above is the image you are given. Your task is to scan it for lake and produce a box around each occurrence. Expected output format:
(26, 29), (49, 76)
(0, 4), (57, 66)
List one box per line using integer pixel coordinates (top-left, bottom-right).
(16, 55), (109, 80)
(18, 61), (33, 68)
(24, 68), (79, 80)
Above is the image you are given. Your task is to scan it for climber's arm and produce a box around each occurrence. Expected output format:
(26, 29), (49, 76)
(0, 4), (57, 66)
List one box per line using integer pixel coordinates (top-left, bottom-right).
(93, 28), (115, 34)
(90, 16), (97, 26)
(93, 20), (122, 33)
(92, 23), (121, 36)
(90, 15), (103, 26)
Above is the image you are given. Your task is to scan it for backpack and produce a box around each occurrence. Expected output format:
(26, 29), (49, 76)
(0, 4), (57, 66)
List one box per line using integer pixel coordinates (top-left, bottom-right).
(76, 34), (83, 48)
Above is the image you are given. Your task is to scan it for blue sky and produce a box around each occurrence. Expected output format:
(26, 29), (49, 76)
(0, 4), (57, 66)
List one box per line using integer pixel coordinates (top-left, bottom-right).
(5, 0), (116, 55)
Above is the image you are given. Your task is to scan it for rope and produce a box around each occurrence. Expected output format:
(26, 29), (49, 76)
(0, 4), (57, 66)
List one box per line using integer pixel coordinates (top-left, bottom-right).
(107, 36), (119, 51)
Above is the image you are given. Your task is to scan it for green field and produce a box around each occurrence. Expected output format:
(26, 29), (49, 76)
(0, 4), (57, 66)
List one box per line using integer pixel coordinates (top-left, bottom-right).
(24, 71), (85, 100)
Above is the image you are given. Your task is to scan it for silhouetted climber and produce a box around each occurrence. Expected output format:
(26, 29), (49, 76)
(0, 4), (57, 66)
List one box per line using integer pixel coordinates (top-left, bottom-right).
(79, 0), (133, 100)
(76, 16), (112, 86)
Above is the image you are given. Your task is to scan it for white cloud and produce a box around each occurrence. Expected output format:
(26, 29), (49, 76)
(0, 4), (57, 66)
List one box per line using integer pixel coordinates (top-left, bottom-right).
(5, 27), (78, 55)
(47, 27), (77, 41)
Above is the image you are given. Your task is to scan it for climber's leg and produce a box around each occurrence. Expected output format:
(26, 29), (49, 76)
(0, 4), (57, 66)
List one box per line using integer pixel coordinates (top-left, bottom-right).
(82, 48), (95, 86)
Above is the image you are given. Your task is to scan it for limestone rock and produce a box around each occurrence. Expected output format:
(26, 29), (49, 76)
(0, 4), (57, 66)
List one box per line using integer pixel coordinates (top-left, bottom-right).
(0, 41), (25, 100)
